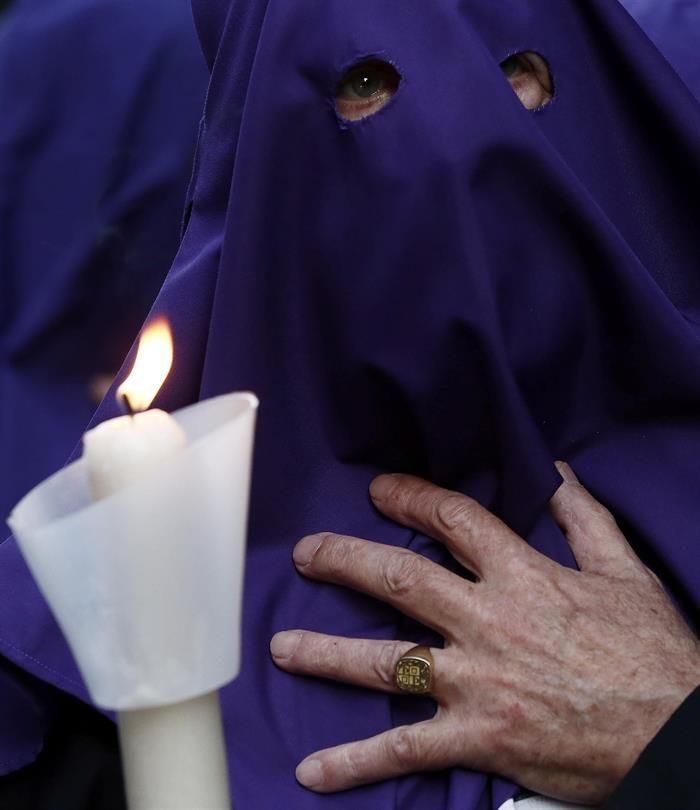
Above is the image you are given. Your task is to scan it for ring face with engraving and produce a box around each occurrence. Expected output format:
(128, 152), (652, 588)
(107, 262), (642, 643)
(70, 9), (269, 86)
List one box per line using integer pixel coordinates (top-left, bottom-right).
(395, 653), (432, 694)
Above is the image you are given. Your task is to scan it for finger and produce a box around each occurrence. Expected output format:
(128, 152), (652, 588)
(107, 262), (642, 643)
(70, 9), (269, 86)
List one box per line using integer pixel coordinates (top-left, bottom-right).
(369, 474), (542, 580)
(293, 533), (471, 638)
(271, 631), (447, 698)
(549, 462), (643, 577)
(295, 720), (460, 793)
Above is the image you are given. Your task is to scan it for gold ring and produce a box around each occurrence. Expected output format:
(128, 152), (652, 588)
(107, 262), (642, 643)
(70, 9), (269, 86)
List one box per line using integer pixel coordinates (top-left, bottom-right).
(395, 645), (434, 695)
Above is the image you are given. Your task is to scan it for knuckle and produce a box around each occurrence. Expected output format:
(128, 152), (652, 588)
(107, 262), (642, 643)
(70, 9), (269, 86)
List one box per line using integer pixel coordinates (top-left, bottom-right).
(321, 535), (353, 578)
(575, 490), (617, 529)
(374, 643), (403, 687)
(382, 552), (423, 598)
(595, 502), (619, 530)
(435, 494), (476, 534)
(339, 746), (363, 786)
(388, 727), (421, 770)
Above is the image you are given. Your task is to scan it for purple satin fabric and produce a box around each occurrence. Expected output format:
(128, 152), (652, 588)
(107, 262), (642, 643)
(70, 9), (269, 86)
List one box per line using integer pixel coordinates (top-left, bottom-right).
(620, 0), (700, 99)
(0, 0), (207, 520)
(2, 1), (700, 807)
(0, 0), (206, 777)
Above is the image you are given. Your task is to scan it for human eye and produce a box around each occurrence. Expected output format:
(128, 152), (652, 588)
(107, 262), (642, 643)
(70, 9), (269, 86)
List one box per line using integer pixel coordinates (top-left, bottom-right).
(335, 59), (401, 122)
(500, 52), (553, 110)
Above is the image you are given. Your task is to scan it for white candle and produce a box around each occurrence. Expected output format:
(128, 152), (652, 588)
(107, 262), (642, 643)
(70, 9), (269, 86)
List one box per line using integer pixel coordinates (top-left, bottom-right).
(9, 318), (256, 810)
(81, 319), (232, 810)
(85, 410), (187, 499)
(118, 693), (230, 810)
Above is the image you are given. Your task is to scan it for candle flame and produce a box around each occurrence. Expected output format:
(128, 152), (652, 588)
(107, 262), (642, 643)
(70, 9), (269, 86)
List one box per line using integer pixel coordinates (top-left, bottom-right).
(116, 317), (174, 412)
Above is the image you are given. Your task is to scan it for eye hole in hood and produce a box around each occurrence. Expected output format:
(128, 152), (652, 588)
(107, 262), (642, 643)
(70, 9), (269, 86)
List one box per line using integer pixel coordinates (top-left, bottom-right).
(500, 52), (554, 110)
(336, 59), (402, 122)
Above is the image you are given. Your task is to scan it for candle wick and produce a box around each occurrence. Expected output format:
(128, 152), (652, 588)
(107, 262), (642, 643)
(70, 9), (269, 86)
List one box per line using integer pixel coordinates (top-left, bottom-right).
(121, 393), (136, 417)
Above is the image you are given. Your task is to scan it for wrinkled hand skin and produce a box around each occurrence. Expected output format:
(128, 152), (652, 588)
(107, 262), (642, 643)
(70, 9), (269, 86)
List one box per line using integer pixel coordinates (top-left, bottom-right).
(270, 464), (700, 804)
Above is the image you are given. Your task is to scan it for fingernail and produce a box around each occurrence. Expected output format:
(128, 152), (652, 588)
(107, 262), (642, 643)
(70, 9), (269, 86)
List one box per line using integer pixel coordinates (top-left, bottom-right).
(296, 758), (324, 789)
(370, 474), (399, 502)
(555, 461), (579, 484)
(270, 631), (302, 661)
(293, 535), (324, 567)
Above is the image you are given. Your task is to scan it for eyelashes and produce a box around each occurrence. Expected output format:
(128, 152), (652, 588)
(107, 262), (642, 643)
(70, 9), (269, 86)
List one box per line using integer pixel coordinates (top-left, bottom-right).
(499, 52), (554, 110)
(334, 51), (553, 124)
(335, 60), (401, 122)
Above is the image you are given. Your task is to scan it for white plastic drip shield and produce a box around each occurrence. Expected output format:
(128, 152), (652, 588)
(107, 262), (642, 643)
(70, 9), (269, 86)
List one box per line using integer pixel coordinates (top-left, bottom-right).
(8, 392), (258, 711)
